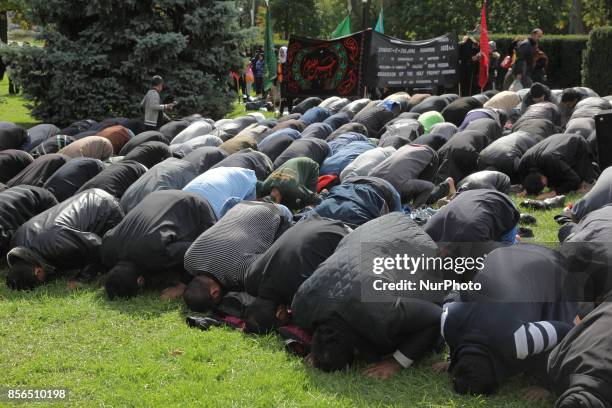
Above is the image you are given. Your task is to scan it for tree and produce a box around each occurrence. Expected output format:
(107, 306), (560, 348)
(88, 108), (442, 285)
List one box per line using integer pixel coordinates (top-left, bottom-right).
(0, 0), (253, 125)
(0, 0), (30, 43)
(270, 0), (321, 39)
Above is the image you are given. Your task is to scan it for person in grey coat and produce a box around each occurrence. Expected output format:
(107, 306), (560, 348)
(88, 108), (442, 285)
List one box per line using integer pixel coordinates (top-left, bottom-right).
(141, 76), (175, 130)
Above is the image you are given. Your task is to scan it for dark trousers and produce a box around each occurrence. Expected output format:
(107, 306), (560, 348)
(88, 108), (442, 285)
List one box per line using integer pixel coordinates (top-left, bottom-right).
(255, 76), (264, 96)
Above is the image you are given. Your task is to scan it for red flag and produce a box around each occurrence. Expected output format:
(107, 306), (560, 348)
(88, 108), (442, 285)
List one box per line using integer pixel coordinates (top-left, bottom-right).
(478, 0), (490, 91)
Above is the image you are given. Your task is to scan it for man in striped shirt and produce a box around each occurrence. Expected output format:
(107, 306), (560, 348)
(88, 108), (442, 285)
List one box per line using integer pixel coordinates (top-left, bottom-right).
(182, 201), (289, 313)
(440, 245), (579, 396)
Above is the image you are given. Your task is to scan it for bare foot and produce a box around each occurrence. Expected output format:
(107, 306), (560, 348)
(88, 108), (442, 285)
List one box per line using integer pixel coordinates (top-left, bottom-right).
(445, 177), (456, 199)
(522, 386), (551, 401)
(516, 190), (527, 198)
(431, 361), (450, 373)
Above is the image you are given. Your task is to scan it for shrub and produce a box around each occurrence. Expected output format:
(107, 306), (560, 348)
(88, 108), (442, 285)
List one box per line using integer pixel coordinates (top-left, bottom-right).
(489, 34), (588, 89)
(582, 26), (612, 96)
(0, 0), (254, 126)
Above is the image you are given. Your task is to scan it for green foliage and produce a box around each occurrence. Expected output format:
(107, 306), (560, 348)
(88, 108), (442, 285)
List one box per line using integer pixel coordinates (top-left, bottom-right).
(0, 75), (39, 128)
(0, 0), (254, 126)
(489, 34), (588, 89)
(582, 26), (612, 96)
(270, 0), (321, 39)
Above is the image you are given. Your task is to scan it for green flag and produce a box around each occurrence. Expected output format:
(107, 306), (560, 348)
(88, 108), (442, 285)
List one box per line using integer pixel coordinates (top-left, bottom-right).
(375, 8), (384, 34)
(263, 3), (276, 92)
(331, 15), (351, 39)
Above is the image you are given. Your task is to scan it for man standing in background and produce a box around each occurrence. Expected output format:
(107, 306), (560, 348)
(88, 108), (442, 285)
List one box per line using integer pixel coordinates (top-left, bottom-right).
(141, 75), (175, 130)
(513, 28), (544, 88)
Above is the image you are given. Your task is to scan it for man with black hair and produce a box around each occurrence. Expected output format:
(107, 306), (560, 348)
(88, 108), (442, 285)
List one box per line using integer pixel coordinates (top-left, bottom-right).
(257, 157), (321, 211)
(518, 133), (597, 198)
(101, 190), (216, 300)
(5, 189), (124, 290)
(440, 245), (578, 397)
(519, 82), (551, 115)
(141, 75), (175, 130)
(292, 213), (443, 379)
(560, 88), (582, 112)
(243, 216), (350, 333)
(182, 201), (288, 313)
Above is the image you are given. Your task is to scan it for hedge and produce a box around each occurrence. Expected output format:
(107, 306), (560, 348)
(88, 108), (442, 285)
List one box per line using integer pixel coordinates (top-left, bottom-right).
(488, 34), (588, 89)
(582, 27), (612, 96)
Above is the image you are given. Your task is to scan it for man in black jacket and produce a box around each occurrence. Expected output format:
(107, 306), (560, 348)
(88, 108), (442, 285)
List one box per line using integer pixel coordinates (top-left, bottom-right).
(570, 166), (612, 223)
(547, 301), (612, 408)
(478, 131), (543, 182)
(0, 186), (58, 255)
(518, 133), (597, 198)
(0, 150), (34, 183)
(6, 189), (124, 290)
(243, 216), (351, 333)
(436, 130), (491, 184)
(102, 190), (216, 299)
(441, 244), (578, 396)
(513, 29), (543, 88)
(424, 189), (520, 273)
(292, 213), (443, 379)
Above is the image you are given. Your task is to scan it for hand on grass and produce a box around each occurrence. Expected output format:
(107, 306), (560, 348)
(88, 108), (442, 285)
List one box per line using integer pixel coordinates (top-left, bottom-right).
(364, 358), (402, 379)
(160, 283), (186, 301)
(536, 191), (557, 200)
(522, 385), (551, 401)
(431, 361), (450, 373)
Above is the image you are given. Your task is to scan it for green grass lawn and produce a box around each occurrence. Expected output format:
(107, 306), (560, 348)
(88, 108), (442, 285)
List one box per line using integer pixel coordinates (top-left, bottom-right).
(0, 85), (573, 406)
(0, 196), (575, 408)
(0, 77), (39, 129)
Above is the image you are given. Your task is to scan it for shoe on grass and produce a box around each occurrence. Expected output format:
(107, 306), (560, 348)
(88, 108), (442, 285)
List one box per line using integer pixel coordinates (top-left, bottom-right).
(518, 227), (534, 238)
(519, 213), (537, 225)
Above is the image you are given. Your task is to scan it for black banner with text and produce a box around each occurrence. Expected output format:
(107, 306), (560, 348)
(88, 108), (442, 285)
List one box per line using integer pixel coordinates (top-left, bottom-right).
(365, 31), (459, 89)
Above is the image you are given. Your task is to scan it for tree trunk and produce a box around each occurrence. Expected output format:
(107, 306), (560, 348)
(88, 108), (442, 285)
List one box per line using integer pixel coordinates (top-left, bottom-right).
(0, 10), (8, 44)
(569, 0), (585, 34)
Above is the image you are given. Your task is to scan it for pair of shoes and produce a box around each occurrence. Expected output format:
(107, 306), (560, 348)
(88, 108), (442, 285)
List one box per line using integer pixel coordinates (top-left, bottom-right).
(186, 316), (223, 331)
(520, 199), (547, 210)
(543, 195), (566, 209)
(520, 195), (566, 210)
(519, 213), (537, 225)
(518, 227), (534, 238)
(554, 214), (572, 226)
